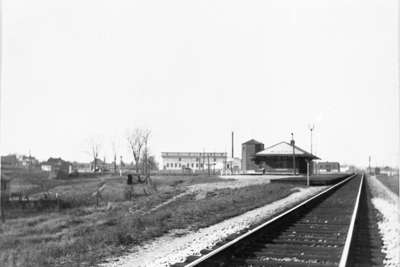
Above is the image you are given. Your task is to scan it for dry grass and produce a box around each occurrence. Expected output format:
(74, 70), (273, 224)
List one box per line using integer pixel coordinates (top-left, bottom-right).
(0, 173), (301, 267)
(376, 175), (399, 195)
(1, 167), (297, 266)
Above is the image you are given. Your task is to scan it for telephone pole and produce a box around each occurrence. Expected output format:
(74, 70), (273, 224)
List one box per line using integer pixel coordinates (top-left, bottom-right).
(308, 124), (315, 155)
(369, 156), (371, 175)
(231, 131), (234, 158)
(291, 133), (296, 175)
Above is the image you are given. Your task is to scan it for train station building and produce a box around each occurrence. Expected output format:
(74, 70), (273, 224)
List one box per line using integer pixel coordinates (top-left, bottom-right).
(242, 140), (319, 174)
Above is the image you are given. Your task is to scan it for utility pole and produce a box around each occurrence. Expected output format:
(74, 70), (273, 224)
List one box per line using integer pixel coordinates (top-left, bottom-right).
(291, 133), (296, 175)
(307, 160), (310, 186)
(308, 125), (315, 177)
(369, 156), (371, 175)
(308, 125), (315, 155)
(113, 154), (117, 174)
(231, 131), (234, 158)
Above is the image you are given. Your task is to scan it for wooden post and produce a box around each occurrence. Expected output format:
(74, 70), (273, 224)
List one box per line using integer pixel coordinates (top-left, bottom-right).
(56, 193), (60, 210)
(0, 157), (5, 222)
(0, 175), (4, 223)
(207, 153), (210, 176)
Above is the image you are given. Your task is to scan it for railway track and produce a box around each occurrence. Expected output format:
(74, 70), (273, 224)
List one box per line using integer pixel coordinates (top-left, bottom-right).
(346, 177), (386, 267)
(181, 173), (365, 267)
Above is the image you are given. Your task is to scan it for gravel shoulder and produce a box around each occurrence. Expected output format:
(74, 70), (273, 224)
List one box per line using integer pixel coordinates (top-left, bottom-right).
(367, 175), (400, 266)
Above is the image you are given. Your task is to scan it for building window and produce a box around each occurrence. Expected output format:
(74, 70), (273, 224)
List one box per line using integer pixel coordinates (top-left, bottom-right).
(178, 158), (181, 161)
(191, 163), (194, 168)
(213, 158), (216, 162)
(175, 163), (177, 167)
(201, 163), (204, 168)
(166, 163), (169, 167)
(196, 158), (199, 162)
(196, 163), (198, 167)
(178, 163), (181, 167)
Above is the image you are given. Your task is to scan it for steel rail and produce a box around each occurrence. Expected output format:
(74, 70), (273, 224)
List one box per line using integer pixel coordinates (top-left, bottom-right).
(338, 173), (364, 267)
(185, 173), (358, 267)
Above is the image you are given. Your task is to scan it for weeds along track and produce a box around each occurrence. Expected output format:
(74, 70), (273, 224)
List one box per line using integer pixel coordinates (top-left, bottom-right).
(180, 174), (364, 267)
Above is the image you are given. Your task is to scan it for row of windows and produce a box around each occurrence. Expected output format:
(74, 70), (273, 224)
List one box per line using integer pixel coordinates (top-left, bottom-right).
(166, 163), (204, 168)
(177, 157), (217, 162)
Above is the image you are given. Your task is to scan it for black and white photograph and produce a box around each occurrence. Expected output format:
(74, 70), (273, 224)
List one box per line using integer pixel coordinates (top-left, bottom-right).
(0, 0), (399, 266)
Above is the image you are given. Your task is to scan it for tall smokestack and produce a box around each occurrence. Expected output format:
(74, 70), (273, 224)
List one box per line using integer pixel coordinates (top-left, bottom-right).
(231, 131), (234, 158)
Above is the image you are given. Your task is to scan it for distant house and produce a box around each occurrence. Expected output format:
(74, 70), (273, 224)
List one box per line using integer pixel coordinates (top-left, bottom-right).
(41, 164), (52, 172)
(41, 157), (72, 178)
(18, 155), (39, 168)
(1, 154), (19, 167)
(1, 154), (39, 168)
(71, 162), (92, 173)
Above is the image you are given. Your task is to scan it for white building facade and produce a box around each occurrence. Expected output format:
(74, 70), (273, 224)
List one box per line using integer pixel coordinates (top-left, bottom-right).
(161, 152), (228, 172)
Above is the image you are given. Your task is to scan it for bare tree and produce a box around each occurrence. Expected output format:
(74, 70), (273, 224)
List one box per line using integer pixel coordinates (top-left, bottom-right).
(88, 138), (101, 172)
(142, 130), (151, 178)
(111, 140), (118, 174)
(126, 128), (147, 175)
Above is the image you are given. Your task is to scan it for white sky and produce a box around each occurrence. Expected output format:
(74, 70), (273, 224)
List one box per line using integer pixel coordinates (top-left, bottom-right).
(1, 0), (399, 167)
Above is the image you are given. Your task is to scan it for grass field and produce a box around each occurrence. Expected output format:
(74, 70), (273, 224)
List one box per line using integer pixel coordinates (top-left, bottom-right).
(2, 167), (232, 216)
(0, 167), (303, 266)
(376, 175), (399, 195)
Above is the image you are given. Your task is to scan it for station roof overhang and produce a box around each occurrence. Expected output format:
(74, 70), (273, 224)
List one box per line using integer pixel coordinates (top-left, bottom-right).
(254, 141), (320, 160)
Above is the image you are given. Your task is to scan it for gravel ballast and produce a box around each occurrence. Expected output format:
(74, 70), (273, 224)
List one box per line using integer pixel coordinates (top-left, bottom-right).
(368, 176), (400, 266)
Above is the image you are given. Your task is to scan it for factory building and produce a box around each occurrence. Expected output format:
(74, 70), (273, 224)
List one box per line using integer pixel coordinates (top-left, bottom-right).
(242, 139), (319, 174)
(161, 152), (227, 172)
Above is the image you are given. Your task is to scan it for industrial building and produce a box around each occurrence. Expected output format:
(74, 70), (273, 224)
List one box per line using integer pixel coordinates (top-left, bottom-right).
(242, 139), (319, 174)
(317, 162), (340, 173)
(161, 152), (228, 172)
